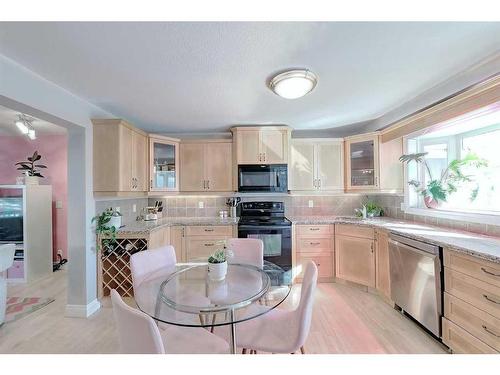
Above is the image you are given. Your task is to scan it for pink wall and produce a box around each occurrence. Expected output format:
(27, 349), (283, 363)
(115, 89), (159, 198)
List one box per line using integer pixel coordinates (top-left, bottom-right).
(0, 135), (68, 260)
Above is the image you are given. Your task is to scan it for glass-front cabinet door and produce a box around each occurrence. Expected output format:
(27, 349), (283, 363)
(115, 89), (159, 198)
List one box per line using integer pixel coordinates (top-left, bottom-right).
(346, 135), (379, 189)
(149, 136), (179, 191)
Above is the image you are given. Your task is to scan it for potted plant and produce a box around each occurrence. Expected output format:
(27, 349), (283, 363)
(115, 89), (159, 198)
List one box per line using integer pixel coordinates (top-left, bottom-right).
(399, 152), (487, 208)
(15, 151), (47, 185)
(207, 241), (233, 281)
(355, 201), (384, 218)
(91, 208), (123, 254)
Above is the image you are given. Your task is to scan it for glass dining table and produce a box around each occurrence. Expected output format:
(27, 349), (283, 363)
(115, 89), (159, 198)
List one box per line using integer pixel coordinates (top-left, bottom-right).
(134, 260), (292, 354)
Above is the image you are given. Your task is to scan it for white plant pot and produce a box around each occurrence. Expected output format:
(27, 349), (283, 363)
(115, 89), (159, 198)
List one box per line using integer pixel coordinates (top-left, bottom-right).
(108, 215), (122, 230)
(208, 261), (228, 281)
(24, 176), (39, 185)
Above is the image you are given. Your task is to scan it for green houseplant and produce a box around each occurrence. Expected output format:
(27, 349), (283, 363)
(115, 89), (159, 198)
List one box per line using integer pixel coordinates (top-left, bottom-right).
(355, 201), (384, 218)
(399, 152), (488, 208)
(91, 208), (123, 254)
(15, 151), (47, 184)
(207, 241), (233, 281)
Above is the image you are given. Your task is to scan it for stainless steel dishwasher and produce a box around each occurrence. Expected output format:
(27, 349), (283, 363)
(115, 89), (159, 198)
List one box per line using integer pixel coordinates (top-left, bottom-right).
(388, 233), (442, 337)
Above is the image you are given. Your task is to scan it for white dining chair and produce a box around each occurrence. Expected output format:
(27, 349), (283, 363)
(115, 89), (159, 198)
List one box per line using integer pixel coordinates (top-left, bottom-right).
(111, 289), (229, 354)
(0, 244), (15, 326)
(227, 238), (264, 268)
(236, 260), (318, 354)
(130, 245), (177, 292)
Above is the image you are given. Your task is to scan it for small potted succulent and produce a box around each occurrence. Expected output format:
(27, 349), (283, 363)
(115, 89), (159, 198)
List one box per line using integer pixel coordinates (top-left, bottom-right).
(15, 151), (47, 185)
(207, 241), (233, 281)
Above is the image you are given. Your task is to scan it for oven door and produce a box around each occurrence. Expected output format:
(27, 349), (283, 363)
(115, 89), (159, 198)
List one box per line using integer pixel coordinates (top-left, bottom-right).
(238, 225), (292, 271)
(238, 165), (287, 192)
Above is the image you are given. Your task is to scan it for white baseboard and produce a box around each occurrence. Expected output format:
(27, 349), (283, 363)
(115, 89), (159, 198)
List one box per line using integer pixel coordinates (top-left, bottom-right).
(65, 299), (101, 318)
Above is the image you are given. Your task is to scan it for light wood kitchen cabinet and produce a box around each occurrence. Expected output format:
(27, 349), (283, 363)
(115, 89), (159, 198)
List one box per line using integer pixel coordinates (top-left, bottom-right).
(290, 139), (343, 191)
(148, 226), (171, 250)
(443, 248), (500, 354)
(345, 133), (380, 191)
(92, 119), (148, 195)
(345, 132), (403, 193)
(180, 140), (232, 192)
(335, 224), (375, 288)
(375, 230), (391, 301)
(294, 224), (334, 282)
(170, 226), (185, 262)
(149, 135), (180, 192)
(184, 225), (234, 261)
(231, 126), (291, 165)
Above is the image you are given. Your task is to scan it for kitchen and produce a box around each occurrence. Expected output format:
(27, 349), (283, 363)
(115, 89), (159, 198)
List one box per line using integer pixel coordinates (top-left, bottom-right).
(0, 15), (499, 371)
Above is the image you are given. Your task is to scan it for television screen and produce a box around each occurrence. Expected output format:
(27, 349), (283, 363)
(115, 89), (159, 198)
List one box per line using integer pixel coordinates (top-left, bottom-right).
(0, 197), (24, 242)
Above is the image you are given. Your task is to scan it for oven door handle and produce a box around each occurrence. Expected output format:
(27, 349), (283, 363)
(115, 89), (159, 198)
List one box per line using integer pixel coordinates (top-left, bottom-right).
(238, 225), (292, 230)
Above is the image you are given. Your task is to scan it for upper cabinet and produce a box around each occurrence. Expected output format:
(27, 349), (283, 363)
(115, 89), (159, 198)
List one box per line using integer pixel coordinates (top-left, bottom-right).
(180, 140), (233, 192)
(149, 136), (180, 192)
(290, 139), (344, 191)
(345, 133), (403, 193)
(231, 126), (291, 165)
(345, 133), (380, 190)
(93, 119), (148, 195)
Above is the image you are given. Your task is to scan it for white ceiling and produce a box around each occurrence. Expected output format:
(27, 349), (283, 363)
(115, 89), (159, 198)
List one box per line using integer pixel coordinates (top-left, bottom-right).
(0, 22), (499, 134)
(0, 104), (66, 136)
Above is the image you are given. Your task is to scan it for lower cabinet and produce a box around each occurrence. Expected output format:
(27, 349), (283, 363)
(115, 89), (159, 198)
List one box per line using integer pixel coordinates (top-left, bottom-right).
(294, 224), (334, 282)
(147, 226), (171, 250)
(375, 229), (391, 300)
(170, 226), (185, 262)
(335, 224), (375, 288)
(184, 225), (234, 261)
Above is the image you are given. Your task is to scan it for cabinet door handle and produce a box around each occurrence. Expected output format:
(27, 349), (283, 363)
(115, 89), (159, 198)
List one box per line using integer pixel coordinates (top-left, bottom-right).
(150, 179), (153, 189)
(203, 180), (206, 189)
(313, 179), (316, 188)
(318, 179), (321, 188)
(481, 267), (500, 277)
(263, 153), (266, 162)
(375, 176), (378, 186)
(482, 325), (500, 338)
(310, 242), (321, 245)
(371, 243), (374, 253)
(483, 294), (500, 304)
(207, 180), (210, 190)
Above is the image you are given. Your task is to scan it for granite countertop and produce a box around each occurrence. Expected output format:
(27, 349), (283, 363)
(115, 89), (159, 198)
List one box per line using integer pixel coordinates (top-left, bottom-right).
(117, 216), (239, 235)
(289, 216), (500, 264)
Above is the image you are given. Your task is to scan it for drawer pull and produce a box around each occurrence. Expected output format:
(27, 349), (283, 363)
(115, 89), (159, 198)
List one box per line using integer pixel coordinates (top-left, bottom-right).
(204, 229), (214, 232)
(482, 325), (500, 338)
(204, 243), (215, 247)
(481, 267), (500, 277)
(483, 294), (500, 305)
(310, 242), (321, 245)
(309, 228), (320, 231)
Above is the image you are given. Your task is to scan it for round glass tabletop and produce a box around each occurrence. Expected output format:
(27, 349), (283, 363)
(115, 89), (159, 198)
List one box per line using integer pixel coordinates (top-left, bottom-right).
(134, 260), (292, 328)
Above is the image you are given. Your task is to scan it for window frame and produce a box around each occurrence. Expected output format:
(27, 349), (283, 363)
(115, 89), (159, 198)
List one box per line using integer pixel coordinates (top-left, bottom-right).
(402, 125), (500, 226)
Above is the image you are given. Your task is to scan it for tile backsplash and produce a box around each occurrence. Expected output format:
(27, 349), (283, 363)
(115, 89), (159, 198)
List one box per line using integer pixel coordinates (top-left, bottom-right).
(95, 198), (149, 224)
(371, 194), (500, 237)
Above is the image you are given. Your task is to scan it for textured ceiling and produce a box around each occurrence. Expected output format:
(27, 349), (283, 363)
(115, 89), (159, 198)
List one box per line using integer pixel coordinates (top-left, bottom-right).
(0, 22), (499, 133)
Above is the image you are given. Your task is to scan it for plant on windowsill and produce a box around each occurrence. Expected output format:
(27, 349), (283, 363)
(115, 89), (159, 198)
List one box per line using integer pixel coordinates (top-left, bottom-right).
(399, 152), (488, 209)
(91, 208), (123, 254)
(15, 151), (47, 185)
(207, 241), (233, 281)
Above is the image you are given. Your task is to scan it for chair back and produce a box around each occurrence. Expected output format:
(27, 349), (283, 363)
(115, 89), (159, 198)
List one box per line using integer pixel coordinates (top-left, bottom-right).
(294, 261), (318, 348)
(130, 245), (176, 291)
(111, 289), (165, 354)
(227, 238), (264, 268)
(0, 244), (15, 273)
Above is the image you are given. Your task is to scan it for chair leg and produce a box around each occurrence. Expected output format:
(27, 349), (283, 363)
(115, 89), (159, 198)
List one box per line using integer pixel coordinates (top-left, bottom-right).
(210, 314), (217, 333)
(300, 346), (306, 354)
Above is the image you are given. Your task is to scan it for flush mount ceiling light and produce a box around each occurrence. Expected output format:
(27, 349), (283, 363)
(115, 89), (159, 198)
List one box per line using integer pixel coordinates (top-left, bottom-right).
(14, 114), (36, 140)
(269, 69), (318, 99)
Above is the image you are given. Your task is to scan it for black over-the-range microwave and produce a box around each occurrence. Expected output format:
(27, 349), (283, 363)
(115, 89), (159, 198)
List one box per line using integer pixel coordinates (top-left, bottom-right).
(237, 164), (288, 193)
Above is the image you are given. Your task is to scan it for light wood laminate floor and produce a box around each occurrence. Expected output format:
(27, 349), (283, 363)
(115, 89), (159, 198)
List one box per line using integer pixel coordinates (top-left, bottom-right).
(0, 269), (447, 354)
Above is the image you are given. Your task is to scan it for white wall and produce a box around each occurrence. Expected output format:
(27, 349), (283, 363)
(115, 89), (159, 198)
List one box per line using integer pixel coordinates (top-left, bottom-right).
(0, 53), (115, 316)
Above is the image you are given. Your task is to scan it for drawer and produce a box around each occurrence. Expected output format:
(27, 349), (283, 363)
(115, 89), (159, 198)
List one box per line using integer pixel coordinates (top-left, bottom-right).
(296, 225), (333, 237)
(445, 268), (500, 319)
(7, 260), (24, 279)
(185, 225), (233, 237)
(296, 237), (333, 252)
(186, 238), (228, 260)
(335, 224), (374, 239)
(445, 293), (500, 351)
(442, 318), (497, 354)
(444, 249), (500, 288)
(296, 252), (333, 279)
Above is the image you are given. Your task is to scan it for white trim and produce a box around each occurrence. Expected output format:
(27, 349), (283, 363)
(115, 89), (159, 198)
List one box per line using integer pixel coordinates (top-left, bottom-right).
(65, 299), (101, 318)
